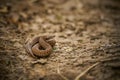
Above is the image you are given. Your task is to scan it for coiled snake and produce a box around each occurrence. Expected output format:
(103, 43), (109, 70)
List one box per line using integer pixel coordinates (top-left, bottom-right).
(25, 35), (56, 58)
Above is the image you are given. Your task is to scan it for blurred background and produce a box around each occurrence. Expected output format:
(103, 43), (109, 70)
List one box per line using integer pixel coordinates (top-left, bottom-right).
(0, 0), (120, 80)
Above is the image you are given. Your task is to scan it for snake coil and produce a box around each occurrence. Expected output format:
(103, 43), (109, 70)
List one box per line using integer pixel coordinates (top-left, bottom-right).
(25, 35), (56, 58)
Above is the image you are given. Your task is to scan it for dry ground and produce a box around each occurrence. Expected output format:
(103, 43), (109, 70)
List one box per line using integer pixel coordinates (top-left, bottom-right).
(0, 0), (120, 80)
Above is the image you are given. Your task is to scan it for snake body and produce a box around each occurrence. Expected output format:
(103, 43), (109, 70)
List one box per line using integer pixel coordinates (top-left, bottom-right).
(25, 35), (56, 58)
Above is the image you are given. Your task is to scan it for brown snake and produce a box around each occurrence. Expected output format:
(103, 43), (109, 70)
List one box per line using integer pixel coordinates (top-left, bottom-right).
(25, 35), (56, 58)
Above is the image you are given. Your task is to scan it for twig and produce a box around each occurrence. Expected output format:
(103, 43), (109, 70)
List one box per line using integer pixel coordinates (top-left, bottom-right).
(57, 64), (69, 80)
(75, 62), (99, 80)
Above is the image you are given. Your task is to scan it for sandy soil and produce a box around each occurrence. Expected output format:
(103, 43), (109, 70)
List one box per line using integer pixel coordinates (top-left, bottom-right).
(0, 0), (120, 80)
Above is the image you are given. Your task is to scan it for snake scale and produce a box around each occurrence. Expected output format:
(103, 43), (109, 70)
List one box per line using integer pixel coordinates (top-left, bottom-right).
(25, 35), (56, 58)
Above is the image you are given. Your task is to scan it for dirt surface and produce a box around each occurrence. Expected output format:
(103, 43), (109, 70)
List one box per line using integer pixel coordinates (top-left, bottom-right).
(0, 0), (120, 80)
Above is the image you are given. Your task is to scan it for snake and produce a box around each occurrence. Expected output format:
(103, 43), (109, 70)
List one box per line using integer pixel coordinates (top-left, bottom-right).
(25, 35), (56, 58)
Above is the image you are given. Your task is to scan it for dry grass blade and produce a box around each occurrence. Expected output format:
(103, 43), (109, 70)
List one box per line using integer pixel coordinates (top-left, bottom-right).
(75, 62), (99, 80)
(57, 64), (69, 80)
